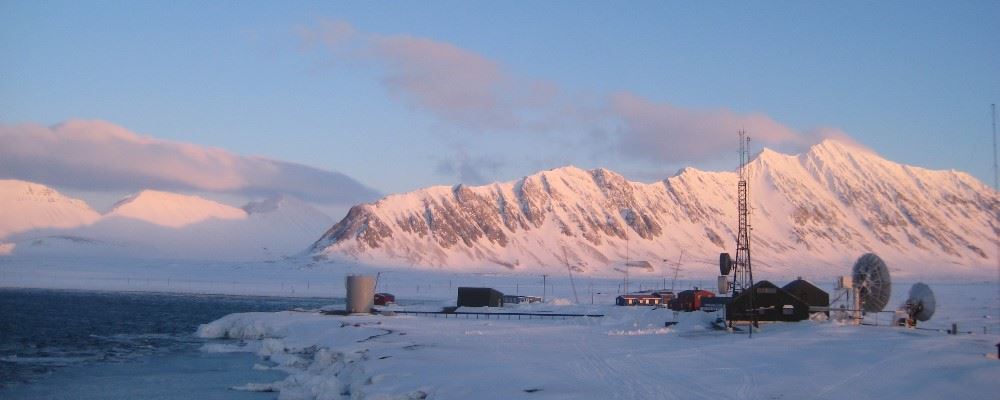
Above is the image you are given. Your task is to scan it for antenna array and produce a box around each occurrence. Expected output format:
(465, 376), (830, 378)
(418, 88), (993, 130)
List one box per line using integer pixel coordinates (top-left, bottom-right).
(730, 131), (755, 297)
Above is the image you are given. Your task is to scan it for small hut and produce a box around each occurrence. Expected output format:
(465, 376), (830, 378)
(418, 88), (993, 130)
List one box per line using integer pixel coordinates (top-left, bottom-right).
(782, 278), (829, 315)
(651, 290), (675, 303)
(457, 287), (504, 307)
(726, 280), (809, 322)
(616, 294), (663, 306)
(503, 295), (543, 305)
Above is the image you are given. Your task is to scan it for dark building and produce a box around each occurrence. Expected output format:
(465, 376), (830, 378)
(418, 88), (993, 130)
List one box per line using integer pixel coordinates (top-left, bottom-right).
(651, 291), (675, 303)
(668, 289), (715, 311)
(700, 296), (732, 312)
(457, 287), (504, 307)
(726, 280), (810, 322)
(782, 278), (829, 315)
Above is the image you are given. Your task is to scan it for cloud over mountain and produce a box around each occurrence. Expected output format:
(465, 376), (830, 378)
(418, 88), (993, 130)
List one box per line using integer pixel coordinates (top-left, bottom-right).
(0, 120), (380, 205)
(297, 19), (831, 167)
(610, 92), (807, 163)
(299, 19), (566, 133)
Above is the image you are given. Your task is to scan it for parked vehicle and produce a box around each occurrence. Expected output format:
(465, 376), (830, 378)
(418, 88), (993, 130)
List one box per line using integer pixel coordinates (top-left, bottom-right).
(374, 292), (396, 306)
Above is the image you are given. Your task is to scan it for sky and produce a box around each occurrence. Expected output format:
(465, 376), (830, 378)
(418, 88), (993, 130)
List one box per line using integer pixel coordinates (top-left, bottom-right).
(1, 1), (998, 217)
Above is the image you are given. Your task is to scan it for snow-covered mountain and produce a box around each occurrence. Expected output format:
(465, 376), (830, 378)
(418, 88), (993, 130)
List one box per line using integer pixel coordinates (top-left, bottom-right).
(1, 183), (333, 261)
(310, 140), (997, 277)
(107, 190), (246, 228)
(0, 180), (101, 238)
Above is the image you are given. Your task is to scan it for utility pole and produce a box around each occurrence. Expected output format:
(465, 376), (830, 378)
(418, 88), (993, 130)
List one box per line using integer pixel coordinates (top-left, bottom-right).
(992, 104), (997, 191)
(993, 104), (998, 316)
(624, 227), (630, 294)
(541, 274), (548, 302)
(563, 247), (580, 304)
(670, 250), (684, 293)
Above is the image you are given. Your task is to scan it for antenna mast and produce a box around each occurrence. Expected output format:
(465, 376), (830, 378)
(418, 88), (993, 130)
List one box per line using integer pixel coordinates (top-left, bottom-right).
(730, 130), (757, 331)
(563, 247), (580, 304)
(993, 104), (997, 191)
(993, 104), (998, 311)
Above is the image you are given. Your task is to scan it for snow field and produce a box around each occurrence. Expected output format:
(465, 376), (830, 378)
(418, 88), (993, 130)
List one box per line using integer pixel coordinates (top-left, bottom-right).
(196, 281), (1000, 400)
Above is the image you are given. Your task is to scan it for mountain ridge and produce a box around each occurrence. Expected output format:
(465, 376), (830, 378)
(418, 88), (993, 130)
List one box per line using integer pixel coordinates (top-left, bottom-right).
(0, 182), (333, 261)
(310, 139), (997, 277)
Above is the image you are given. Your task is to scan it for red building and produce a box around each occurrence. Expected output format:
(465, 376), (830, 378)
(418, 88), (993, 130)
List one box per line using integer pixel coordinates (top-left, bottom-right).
(668, 289), (715, 311)
(374, 293), (395, 306)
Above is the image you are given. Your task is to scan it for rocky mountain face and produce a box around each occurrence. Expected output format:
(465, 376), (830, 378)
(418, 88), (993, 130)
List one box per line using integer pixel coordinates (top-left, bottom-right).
(310, 140), (997, 277)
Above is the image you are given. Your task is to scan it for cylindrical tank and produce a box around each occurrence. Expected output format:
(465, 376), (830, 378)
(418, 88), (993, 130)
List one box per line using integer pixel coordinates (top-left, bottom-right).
(717, 275), (729, 295)
(345, 275), (375, 314)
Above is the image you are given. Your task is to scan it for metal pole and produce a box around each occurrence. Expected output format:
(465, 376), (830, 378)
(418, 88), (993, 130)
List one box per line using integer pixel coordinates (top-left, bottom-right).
(993, 104), (999, 321)
(542, 274), (548, 302)
(992, 104), (997, 191)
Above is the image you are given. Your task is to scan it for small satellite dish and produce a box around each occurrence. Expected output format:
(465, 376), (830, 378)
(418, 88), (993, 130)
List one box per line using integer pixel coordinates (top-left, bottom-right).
(851, 253), (892, 313)
(904, 282), (936, 322)
(719, 253), (732, 275)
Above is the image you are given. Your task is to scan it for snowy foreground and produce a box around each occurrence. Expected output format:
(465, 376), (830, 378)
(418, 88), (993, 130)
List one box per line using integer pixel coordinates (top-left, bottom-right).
(3, 257), (998, 399)
(197, 283), (1000, 400)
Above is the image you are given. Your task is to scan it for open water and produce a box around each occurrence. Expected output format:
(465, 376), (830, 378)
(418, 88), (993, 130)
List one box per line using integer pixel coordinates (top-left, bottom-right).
(0, 288), (339, 399)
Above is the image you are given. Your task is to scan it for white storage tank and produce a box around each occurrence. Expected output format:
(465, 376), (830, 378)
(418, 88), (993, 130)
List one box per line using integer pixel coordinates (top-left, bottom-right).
(717, 275), (729, 295)
(345, 275), (376, 314)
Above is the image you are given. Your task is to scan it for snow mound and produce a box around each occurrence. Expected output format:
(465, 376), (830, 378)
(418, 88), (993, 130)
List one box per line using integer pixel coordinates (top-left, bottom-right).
(196, 312), (290, 340)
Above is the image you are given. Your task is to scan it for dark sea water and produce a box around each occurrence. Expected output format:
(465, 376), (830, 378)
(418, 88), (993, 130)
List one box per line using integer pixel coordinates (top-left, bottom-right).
(0, 288), (339, 398)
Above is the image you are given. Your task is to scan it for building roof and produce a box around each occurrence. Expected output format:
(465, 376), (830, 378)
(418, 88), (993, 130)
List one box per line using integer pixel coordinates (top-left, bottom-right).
(781, 278), (824, 292)
(618, 294), (662, 299)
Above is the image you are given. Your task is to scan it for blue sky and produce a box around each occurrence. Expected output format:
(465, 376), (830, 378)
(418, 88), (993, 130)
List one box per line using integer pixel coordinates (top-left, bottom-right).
(2, 1), (998, 210)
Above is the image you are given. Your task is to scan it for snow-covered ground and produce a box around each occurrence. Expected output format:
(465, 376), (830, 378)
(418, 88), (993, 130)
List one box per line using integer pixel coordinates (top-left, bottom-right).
(3, 257), (998, 399)
(195, 281), (998, 399)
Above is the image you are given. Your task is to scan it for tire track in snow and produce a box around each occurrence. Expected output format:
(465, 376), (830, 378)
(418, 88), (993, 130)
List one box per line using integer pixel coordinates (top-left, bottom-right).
(813, 338), (903, 398)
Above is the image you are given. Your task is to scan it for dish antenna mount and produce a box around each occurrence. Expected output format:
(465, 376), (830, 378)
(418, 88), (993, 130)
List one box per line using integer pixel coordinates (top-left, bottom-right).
(903, 282), (936, 322)
(851, 253), (892, 313)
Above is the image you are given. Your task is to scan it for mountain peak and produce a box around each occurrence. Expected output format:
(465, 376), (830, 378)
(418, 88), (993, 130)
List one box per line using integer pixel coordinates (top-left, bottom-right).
(0, 180), (101, 238)
(108, 190), (246, 228)
(544, 165), (587, 175)
(805, 137), (874, 157)
(312, 147), (995, 274)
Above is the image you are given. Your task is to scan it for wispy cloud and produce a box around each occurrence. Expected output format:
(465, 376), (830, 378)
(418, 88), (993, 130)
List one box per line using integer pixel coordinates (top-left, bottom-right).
(373, 35), (516, 130)
(610, 92), (807, 163)
(297, 18), (851, 167)
(297, 19), (572, 133)
(0, 120), (380, 205)
(433, 146), (505, 185)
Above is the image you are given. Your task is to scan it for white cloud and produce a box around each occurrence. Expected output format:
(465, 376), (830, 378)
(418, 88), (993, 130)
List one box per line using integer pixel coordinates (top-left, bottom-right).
(610, 92), (808, 163)
(297, 19), (854, 168)
(0, 120), (380, 205)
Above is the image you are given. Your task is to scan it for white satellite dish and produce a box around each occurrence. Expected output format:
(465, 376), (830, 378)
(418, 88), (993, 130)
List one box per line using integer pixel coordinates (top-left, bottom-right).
(851, 253), (892, 313)
(903, 282), (936, 322)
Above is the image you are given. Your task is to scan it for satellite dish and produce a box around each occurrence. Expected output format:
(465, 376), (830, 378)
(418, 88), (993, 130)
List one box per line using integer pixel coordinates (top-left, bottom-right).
(719, 253), (732, 275)
(904, 282), (936, 321)
(851, 253), (891, 313)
